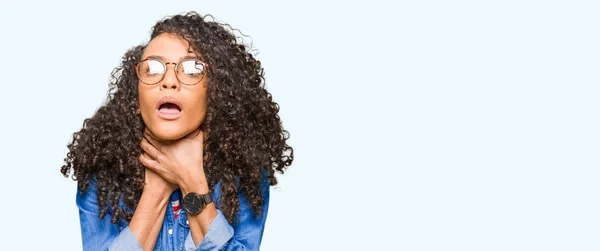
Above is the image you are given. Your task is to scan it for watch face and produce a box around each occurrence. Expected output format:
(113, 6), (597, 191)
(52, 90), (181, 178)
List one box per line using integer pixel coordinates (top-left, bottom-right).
(183, 193), (203, 215)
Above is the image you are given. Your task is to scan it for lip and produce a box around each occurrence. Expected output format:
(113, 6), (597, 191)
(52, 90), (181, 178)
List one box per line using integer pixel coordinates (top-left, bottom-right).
(156, 96), (183, 120)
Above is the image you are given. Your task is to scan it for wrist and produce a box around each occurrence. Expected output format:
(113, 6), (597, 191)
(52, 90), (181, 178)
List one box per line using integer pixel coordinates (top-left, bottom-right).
(179, 170), (209, 196)
(180, 182), (209, 196)
(144, 184), (174, 199)
(139, 188), (170, 210)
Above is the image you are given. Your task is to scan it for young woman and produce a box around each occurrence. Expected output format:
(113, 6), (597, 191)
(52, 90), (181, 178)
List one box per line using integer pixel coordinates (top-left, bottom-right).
(61, 12), (293, 251)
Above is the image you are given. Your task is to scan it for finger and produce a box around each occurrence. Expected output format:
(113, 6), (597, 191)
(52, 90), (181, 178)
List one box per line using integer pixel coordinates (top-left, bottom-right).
(139, 153), (159, 169)
(140, 154), (167, 179)
(141, 138), (163, 161)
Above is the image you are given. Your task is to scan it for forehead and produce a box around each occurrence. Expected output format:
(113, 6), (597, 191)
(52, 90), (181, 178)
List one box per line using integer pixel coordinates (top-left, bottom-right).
(142, 33), (199, 61)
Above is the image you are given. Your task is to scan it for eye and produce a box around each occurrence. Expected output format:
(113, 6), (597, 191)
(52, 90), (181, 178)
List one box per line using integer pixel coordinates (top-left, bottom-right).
(145, 60), (165, 75)
(180, 60), (204, 76)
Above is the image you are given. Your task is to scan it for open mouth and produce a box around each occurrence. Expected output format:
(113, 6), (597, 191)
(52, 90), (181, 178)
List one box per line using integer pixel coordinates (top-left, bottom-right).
(156, 96), (182, 119)
(158, 103), (181, 114)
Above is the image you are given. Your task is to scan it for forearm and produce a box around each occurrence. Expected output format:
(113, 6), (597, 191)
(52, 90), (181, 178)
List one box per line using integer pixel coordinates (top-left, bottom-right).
(128, 189), (169, 251)
(180, 174), (218, 246)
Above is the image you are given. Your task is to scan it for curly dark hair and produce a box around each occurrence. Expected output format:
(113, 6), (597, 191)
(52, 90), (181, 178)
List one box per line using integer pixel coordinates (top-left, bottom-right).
(61, 12), (293, 224)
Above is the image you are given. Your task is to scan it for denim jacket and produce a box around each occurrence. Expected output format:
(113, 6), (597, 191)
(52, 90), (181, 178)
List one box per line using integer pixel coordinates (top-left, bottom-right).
(76, 176), (270, 251)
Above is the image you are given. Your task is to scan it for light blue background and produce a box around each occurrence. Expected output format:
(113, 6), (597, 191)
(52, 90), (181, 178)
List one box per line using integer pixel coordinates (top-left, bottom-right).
(0, 1), (598, 250)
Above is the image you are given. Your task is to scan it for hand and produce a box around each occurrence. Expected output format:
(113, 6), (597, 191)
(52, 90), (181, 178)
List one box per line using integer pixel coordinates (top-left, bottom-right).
(139, 128), (207, 192)
(139, 137), (178, 197)
(143, 167), (178, 198)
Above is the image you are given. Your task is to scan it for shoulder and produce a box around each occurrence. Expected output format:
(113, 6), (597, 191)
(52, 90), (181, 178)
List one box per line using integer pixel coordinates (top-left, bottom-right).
(75, 174), (131, 221)
(75, 175), (101, 218)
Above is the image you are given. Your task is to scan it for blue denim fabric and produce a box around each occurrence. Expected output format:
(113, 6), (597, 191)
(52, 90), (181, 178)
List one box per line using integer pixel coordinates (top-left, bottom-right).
(76, 177), (270, 251)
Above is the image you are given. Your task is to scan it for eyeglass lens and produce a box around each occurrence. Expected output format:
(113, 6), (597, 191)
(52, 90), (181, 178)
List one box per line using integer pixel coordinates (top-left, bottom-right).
(137, 60), (206, 85)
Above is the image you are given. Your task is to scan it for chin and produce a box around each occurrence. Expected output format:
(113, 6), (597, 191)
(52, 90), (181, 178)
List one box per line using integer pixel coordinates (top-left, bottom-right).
(148, 124), (191, 141)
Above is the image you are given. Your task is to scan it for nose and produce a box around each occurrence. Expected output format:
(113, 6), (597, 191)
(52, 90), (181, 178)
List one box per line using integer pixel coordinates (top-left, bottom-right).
(161, 62), (180, 90)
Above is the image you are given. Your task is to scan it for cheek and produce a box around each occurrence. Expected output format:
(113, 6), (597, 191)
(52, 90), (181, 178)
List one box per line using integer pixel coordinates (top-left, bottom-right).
(187, 99), (208, 124)
(137, 87), (158, 127)
(138, 87), (155, 112)
(186, 88), (208, 118)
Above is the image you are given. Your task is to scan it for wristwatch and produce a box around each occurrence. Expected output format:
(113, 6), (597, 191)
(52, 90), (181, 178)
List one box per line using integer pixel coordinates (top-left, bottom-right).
(182, 192), (213, 215)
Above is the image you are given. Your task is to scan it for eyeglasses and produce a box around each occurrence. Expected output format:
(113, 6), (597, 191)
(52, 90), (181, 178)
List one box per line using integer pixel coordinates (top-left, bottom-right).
(134, 59), (209, 86)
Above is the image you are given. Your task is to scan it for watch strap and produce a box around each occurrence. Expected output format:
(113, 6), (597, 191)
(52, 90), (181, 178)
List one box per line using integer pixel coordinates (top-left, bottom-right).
(201, 193), (212, 205)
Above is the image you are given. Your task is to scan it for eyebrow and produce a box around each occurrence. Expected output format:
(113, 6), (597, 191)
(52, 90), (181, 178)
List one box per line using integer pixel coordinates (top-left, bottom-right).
(143, 55), (199, 62)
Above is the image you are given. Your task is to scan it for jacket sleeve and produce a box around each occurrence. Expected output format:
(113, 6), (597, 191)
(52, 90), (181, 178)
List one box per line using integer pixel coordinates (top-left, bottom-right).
(76, 178), (142, 251)
(183, 178), (271, 251)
